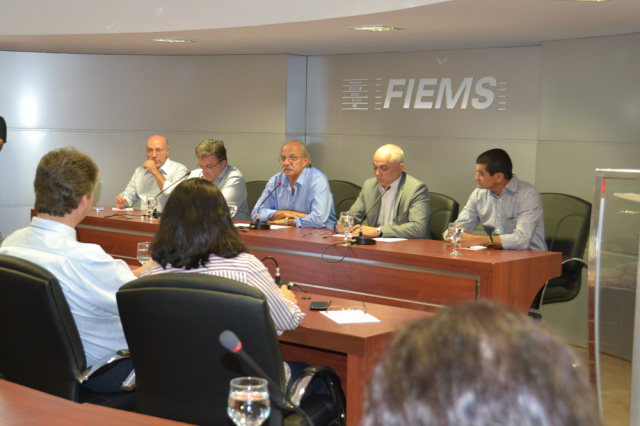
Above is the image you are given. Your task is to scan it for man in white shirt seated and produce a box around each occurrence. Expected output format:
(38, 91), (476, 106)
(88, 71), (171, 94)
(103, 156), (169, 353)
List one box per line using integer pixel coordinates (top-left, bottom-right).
(0, 147), (147, 392)
(189, 139), (250, 220)
(114, 135), (188, 212)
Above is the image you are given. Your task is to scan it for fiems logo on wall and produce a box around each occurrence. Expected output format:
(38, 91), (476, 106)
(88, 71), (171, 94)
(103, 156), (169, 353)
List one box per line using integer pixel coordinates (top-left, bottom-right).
(342, 77), (507, 111)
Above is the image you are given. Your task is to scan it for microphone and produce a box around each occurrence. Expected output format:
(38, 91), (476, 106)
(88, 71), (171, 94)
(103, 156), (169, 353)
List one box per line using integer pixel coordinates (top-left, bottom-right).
(219, 330), (315, 426)
(151, 171), (191, 218)
(250, 182), (281, 230)
(351, 185), (391, 246)
(260, 256), (293, 289)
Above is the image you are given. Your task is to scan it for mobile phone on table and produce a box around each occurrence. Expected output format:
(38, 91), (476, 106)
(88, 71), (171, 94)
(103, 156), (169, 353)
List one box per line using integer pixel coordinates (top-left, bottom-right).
(310, 301), (331, 311)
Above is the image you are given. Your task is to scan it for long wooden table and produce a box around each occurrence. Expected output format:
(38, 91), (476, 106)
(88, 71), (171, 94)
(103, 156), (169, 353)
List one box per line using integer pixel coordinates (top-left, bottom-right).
(0, 379), (189, 426)
(75, 207), (561, 313)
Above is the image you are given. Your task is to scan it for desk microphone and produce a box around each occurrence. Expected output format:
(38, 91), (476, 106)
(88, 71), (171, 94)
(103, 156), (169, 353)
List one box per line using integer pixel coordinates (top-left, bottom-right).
(219, 330), (315, 426)
(151, 171), (191, 218)
(250, 183), (281, 230)
(351, 185), (390, 246)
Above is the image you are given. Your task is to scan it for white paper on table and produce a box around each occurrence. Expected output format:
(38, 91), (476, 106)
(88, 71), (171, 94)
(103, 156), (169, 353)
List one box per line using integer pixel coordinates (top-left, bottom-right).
(320, 311), (381, 324)
(235, 223), (250, 228)
(269, 225), (290, 229)
(112, 208), (134, 211)
(464, 245), (488, 250)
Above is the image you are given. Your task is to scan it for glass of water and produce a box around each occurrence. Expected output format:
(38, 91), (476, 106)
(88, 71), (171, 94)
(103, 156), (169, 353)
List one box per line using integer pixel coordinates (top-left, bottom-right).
(136, 242), (151, 264)
(228, 377), (271, 426)
(228, 202), (238, 219)
(146, 196), (158, 218)
(448, 222), (464, 256)
(339, 211), (354, 242)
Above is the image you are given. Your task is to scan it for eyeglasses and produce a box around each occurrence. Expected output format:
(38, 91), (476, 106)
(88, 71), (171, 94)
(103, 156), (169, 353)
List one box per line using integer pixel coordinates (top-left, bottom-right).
(278, 155), (302, 163)
(303, 231), (332, 239)
(198, 159), (222, 171)
(146, 148), (168, 155)
(327, 301), (367, 314)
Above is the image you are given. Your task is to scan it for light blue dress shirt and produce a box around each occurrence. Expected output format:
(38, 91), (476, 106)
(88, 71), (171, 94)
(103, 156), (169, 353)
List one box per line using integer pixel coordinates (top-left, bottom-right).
(0, 217), (136, 366)
(453, 176), (547, 250)
(190, 164), (250, 221)
(251, 166), (336, 229)
(119, 157), (188, 210)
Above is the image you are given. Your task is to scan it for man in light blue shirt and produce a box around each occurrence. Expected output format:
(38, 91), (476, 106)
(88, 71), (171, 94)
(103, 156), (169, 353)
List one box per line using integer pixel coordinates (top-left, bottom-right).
(1, 147), (147, 392)
(448, 148), (547, 250)
(251, 140), (336, 229)
(189, 139), (250, 221)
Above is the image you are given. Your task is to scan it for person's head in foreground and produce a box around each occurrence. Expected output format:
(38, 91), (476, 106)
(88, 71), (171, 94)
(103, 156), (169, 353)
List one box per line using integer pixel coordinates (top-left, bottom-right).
(362, 300), (602, 426)
(151, 178), (247, 270)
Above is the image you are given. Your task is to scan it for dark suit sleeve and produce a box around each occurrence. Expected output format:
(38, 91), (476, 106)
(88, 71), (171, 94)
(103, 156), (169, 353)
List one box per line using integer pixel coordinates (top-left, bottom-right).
(380, 181), (430, 239)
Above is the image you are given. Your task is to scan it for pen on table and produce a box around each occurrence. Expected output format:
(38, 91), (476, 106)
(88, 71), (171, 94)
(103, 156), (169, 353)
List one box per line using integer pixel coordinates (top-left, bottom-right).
(124, 200), (127, 210)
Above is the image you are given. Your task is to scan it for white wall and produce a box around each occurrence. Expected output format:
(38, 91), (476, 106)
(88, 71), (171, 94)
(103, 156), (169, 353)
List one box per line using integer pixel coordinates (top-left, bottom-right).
(0, 52), (292, 234)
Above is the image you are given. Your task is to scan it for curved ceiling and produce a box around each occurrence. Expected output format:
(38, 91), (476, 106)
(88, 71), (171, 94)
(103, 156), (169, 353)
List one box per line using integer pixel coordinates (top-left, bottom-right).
(1, 0), (639, 55)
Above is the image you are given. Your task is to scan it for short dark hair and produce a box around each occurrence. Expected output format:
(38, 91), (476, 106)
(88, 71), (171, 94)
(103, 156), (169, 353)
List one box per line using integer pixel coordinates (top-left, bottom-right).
(195, 139), (227, 162)
(362, 300), (602, 426)
(34, 147), (98, 216)
(150, 179), (247, 269)
(476, 148), (513, 179)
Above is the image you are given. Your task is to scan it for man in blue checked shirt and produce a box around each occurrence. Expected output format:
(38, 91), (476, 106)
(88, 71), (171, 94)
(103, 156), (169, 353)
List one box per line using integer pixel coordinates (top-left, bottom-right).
(446, 148), (547, 250)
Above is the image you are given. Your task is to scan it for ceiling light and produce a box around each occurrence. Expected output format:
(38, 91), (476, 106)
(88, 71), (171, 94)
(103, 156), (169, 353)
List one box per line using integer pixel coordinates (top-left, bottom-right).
(349, 25), (406, 32)
(151, 38), (200, 43)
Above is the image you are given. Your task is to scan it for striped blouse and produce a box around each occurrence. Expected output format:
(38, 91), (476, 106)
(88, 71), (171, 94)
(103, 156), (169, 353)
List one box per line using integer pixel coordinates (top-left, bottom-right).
(140, 252), (304, 334)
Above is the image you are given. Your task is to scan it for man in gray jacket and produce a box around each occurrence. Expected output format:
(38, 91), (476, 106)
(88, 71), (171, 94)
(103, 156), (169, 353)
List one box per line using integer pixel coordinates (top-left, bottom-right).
(344, 144), (430, 239)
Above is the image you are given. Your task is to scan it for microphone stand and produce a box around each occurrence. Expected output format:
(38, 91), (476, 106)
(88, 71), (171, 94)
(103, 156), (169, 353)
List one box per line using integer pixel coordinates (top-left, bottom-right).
(250, 183), (281, 230)
(351, 185), (390, 246)
(151, 171), (191, 218)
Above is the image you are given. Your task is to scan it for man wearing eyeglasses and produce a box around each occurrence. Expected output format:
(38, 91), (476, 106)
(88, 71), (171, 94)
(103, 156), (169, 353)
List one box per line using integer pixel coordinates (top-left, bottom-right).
(251, 140), (336, 229)
(188, 139), (250, 220)
(114, 135), (188, 210)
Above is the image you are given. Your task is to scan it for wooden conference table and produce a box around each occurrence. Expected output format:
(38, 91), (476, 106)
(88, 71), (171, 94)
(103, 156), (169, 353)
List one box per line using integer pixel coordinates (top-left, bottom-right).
(76, 207), (561, 314)
(0, 379), (188, 426)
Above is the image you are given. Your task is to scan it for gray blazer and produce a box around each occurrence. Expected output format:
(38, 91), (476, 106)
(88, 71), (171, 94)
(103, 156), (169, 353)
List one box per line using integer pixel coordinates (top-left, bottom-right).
(348, 172), (430, 239)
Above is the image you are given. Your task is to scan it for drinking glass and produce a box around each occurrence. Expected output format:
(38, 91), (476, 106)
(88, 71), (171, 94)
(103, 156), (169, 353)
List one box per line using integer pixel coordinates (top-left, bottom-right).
(228, 202), (238, 218)
(338, 212), (354, 242)
(146, 196), (158, 218)
(448, 222), (464, 256)
(136, 242), (150, 264)
(227, 377), (271, 426)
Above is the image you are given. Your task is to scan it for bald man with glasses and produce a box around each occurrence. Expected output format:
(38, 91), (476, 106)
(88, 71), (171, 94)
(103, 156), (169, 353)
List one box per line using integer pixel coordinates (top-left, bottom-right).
(115, 135), (187, 211)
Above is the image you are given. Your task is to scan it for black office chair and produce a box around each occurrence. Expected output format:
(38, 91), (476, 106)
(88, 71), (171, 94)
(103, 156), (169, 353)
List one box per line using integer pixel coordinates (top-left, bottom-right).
(329, 180), (362, 214)
(428, 192), (460, 241)
(117, 274), (346, 426)
(0, 254), (135, 409)
(530, 193), (592, 315)
(247, 180), (268, 211)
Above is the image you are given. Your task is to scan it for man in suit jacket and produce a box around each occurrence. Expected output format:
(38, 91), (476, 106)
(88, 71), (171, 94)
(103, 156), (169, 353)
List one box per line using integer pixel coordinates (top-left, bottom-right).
(345, 144), (430, 239)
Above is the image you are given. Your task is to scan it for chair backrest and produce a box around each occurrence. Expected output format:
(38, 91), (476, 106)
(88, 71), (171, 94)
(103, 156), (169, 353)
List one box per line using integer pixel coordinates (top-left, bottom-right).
(540, 193), (591, 259)
(117, 274), (287, 426)
(246, 180), (268, 211)
(0, 254), (86, 400)
(428, 192), (459, 241)
(329, 180), (362, 214)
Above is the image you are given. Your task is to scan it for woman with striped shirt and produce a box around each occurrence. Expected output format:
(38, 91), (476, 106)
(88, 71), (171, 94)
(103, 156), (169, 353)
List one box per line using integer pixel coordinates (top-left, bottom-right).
(140, 178), (303, 334)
